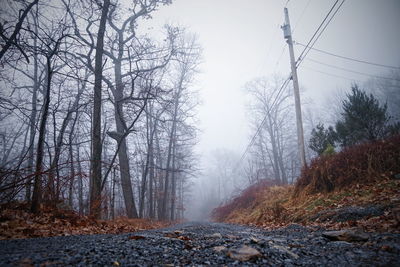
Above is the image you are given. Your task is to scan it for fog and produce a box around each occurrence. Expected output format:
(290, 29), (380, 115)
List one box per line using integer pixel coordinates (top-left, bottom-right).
(139, 0), (400, 220)
(1, 0), (398, 221)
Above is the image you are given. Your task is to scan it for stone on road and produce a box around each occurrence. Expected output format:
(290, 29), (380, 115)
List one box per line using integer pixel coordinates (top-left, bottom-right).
(0, 222), (399, 266)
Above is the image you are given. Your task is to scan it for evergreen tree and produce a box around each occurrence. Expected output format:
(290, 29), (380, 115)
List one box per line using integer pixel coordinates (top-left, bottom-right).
(335, 85), (390, 147)
(309, 123), (336, 155)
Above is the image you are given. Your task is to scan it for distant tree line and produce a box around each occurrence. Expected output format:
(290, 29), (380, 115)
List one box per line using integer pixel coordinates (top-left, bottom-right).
(237, 70), (400, 188)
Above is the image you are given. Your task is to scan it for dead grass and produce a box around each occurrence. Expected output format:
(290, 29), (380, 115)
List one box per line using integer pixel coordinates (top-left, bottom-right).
(212, 136), (400, 233)
(212, 179), (400, 233)
(0, 203), (172, 240)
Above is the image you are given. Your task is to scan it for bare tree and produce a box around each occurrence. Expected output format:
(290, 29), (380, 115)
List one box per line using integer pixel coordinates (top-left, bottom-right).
(89, 0), (110, 219)
(245, 76), (296, 185)
(0, 0), (39, 62)
(31, 28), (69, 213)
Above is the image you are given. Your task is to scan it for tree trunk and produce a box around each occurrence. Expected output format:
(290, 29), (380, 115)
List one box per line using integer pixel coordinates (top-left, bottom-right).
(139, 105), (156, 218)
(31, 55), (53, 213)
(109, 28), (138, 218)
(267, 115), (281, 184)
(77, 145), (84, 215)
(90, 0), (110, 219)
(170, 138), (177, 221)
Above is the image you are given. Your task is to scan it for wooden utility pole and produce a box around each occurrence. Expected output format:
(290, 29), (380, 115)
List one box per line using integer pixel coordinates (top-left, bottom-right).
(282, 7), (306, 168)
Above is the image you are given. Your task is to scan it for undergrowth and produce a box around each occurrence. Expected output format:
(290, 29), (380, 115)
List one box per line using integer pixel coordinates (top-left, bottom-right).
(212, 135), (400, 232)
(294, 135), (400, 197)
(0, 202), (172, 239)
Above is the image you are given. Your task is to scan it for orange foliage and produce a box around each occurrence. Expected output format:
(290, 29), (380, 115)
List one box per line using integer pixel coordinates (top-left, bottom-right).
(0, 203), (171, 240)
(210, 179), (278, 221)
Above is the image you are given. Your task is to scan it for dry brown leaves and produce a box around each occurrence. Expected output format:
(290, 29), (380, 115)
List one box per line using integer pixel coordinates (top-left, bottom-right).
(0, 203), (171, 240)
(218, 179), (400, 233)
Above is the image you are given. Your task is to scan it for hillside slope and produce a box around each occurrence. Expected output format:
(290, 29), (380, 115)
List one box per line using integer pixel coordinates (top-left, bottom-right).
(212, 136), (400, 232)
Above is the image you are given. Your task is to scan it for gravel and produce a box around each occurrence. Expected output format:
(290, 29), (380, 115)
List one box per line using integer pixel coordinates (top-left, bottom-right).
(310, 205), (385, 222)
(1, 222), (399, 266)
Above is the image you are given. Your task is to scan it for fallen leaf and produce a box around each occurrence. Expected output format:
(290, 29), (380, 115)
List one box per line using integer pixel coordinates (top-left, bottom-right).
(177, 235), (190, 241)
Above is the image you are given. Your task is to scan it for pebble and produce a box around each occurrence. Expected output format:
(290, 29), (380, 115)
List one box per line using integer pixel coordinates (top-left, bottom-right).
(0, 222), (399, 266)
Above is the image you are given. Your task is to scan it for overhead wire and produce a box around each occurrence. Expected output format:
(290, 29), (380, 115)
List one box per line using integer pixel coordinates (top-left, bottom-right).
(234, 0), (317, 171)
(301, 65), (363, 83)
(295, 0), (341, 67)
(297, 0), (346, 68)
(275, 0), (310, 71)
(306, 57), (400, 81)
(234, 75), (292, 172)
(295, 41), (400, 70)
(292, 0), (312, 34)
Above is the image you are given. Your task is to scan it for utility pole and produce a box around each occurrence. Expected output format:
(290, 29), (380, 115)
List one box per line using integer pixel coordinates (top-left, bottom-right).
(282, 7), (307, 169)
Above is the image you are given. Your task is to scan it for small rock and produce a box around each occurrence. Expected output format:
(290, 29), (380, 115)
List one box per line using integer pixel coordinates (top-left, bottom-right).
(208, 233), (222, 238)
(272, 245), (299, 259)
(250, 236), (260, 243)
(213, 246), (227, 252)
(227, 245), (262, 261)
(322, 230), (369, 242)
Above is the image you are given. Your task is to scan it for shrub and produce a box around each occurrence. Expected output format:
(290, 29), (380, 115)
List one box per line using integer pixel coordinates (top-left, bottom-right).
(211, 179), (277, 221)
(294, 135), (400, 196)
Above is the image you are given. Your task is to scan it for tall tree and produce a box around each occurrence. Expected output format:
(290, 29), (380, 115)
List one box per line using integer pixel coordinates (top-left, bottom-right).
(245, 76), (295, 185)
(90, 0), (110, 219)
(31, 31), (69, 213)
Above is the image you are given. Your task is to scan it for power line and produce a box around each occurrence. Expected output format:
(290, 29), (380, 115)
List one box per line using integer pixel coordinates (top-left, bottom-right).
(306, 57), (400, 82)
(256, 24), (281, 77)
(295, 41), (400, 70)
(292, 0), (312, 34)
(296, 0), (346, 67)
(301, 65), (363, 83)
(235, 75), (292, 171)
(296, 0), (345, 68)
(295, 0), (340, 67)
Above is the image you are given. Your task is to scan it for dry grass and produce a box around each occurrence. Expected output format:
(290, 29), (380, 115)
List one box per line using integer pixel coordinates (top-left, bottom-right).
(212, 179), (400, 232)
(211, 135), (400, 232)
(0, 203), (172, 240)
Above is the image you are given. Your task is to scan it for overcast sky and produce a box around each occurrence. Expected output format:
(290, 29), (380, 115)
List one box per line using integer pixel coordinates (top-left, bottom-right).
(145, 0), (400, 160)
(138, 0), (400, 218)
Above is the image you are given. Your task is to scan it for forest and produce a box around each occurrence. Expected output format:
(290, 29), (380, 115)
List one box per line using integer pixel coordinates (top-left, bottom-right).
(0, 0), (202, 223)
(1, 0), (400, 265)
(0, 0), (399, 247)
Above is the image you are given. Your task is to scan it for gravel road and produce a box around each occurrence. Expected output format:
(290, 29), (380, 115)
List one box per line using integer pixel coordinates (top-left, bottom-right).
(1, 222), (399, 266)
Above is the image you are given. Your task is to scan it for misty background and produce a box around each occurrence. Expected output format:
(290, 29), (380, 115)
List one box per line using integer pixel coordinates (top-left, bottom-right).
(0, 0), (399, 221)
(141, 0), (400, 220)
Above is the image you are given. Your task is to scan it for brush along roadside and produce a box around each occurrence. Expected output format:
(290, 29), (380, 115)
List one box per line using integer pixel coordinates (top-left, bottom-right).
(212, 180), (400, 233)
